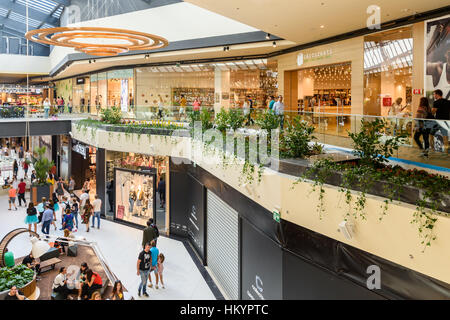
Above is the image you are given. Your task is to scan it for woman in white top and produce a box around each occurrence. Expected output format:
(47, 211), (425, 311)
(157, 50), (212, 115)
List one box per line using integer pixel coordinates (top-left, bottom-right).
(43, 98), (51, 119)
(388, 98), (407, 116)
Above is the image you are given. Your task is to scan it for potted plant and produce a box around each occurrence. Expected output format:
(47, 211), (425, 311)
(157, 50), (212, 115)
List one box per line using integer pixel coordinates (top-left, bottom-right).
(30, 147), (55, 205)
(0, 264), (36, 299)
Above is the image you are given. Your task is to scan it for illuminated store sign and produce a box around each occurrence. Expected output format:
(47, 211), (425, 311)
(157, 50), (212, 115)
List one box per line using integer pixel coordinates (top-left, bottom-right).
(298, 49), (333, 66)
(72, 142), (87, 159)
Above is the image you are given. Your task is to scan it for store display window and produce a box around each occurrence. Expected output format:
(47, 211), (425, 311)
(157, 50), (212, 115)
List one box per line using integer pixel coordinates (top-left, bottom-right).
(363, 26), (413, 116)
(73, 77), (90, 113)
(107, 69), (134, 113)
(115, 168), (156, 227)
(90, 73), (107, 115)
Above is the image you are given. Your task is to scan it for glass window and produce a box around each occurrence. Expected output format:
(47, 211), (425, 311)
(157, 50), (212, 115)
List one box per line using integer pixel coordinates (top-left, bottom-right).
(363, 26), (413, 116)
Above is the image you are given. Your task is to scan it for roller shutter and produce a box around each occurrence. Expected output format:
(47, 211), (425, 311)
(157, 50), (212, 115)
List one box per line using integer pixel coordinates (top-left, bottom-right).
(207, 190), (239, 300)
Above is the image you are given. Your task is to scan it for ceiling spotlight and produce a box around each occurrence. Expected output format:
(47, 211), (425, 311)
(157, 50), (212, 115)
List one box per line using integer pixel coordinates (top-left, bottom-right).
(320, 25), (325, 29)
(93, 59), (96, 63)
(223, 46), (230, 52)
(89, 60), (92, 64)
(145, 54), (150, 59)
(266, 33), (271, 40)
(272, 41), (277, 48)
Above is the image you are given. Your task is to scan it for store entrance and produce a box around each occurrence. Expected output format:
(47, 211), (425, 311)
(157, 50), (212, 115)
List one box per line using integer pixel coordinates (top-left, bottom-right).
(285, 62), (352, 136)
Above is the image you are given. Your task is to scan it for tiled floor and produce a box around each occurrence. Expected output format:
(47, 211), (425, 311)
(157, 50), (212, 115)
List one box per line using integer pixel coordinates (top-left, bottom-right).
(0, 191), (216, 300)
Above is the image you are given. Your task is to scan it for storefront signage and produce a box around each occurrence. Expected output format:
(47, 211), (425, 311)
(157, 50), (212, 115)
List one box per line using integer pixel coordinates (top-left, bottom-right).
(72, 142), (87, 159)
(76, 77), (85, 85)
(298, 49), (333, 66)
(107, 69), (134, 80)
(413, 89), (424, 95)
(382, 97), (392, 107)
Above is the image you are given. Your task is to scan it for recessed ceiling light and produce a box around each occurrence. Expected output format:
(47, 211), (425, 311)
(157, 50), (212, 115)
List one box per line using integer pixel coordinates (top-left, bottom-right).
(320, 25), (325, 29)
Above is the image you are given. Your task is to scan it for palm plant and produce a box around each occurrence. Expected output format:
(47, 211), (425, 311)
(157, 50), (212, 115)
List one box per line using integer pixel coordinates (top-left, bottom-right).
(31, 147), (54, 186)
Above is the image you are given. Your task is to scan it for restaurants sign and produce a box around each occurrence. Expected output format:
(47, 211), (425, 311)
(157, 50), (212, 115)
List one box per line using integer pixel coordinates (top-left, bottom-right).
(72, 142), (87, 159)
(298, 49), (333, 66)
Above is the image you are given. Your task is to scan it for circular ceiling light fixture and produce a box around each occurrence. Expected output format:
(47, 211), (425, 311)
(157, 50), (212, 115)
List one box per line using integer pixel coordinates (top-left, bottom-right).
(25, 27), (169, 57)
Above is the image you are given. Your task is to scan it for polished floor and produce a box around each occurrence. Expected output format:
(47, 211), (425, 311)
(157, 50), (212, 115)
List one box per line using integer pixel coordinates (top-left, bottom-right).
(0, 191), (215, 300)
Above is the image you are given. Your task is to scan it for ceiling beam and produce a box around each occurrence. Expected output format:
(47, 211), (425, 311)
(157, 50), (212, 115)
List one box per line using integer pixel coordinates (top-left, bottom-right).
(0, 0), (60, 26)
(0, 16), (26, 33)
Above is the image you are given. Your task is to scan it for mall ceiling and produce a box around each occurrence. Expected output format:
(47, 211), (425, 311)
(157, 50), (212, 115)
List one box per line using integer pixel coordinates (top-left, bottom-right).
(185, 0), (450, 44)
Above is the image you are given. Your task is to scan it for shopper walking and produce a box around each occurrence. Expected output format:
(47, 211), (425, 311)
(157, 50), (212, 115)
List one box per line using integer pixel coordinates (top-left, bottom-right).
(37, 197), (46, 223)
(71, 197), (79, 229)
(82, 199), (93, 232)
(80, 189), (90, 211)
(142, 219), (157, 248)
(273, 95), (286, 129)
(68, 176), (75, 194)
(8, 186), (17, 211)
(137, 243), (151, 297)
(414, 97), (433, 157)
(56, 177), (66, 202)
(91, 195), (102, 229)
(25, 203), (38, 233)
(157, 177), (166, 208)
(41, 204), (54, 235)
(82, 178), (91, 194)
(148, 240), (160, 289)
(17, 179), (27, 207)
(23, 160), (29, 178)
(157, 253), (165, 289)
(13, 160), (18, 177)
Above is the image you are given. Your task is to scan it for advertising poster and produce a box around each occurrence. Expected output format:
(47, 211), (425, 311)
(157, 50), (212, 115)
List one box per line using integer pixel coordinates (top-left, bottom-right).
(426, 15), (450, 100)
(120, 79), (129, 112)
(115, 168), (155, 227)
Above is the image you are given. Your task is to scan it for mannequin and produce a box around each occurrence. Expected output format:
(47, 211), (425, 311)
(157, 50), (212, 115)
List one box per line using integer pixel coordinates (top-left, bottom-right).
(128, 182), (136, 217)
(136, 185), (144, 216)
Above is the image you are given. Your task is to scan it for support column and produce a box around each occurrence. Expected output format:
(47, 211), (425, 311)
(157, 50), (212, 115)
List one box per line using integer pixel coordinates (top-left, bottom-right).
(214, 67), (231, 114)
(96, 148), (106, 217)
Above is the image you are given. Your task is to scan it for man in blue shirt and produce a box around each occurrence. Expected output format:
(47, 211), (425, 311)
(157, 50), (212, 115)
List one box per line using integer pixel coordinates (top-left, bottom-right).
(41, 205), (54, 235)
(147, 240), (160, 289)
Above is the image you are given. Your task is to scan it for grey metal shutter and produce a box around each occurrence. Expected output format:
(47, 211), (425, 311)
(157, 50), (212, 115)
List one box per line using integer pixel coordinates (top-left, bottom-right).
(207, 190), (239, 300)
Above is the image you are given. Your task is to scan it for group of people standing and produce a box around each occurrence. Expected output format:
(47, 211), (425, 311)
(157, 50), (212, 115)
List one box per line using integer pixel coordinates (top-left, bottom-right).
(42, 96), (73, 119)
(137, 219), (165, 297)
(414, 89), (450, 157)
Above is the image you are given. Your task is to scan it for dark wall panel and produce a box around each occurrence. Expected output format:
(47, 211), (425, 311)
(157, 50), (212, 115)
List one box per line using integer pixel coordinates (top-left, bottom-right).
(0, 120), (71, 138)
(282, 250), (385, 300)
(186, 174), (206, 263)
(241, 219), (283, 300)
(96, 148), (106, 216)
(169, 161), (189, 237)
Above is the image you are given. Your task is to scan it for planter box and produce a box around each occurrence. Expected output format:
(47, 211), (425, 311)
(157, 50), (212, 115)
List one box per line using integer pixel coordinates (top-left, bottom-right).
(30, 185), (53, 206)
(271, 155), (450, 214)
(0, 275), (36, 300)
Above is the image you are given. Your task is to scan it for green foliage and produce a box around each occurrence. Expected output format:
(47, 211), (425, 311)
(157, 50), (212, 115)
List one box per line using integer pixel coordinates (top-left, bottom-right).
(280, 117), (316, 159)
(227, 108), (246, 131)
(200, 108), (213, 131)
(0, 264), (34, 292)
(348, 119), (406, 166)
(215, 108), (230, 132)
(31, 147), (54, 186)
(100, 106), (123, 124)
(255, 111), (281, 132)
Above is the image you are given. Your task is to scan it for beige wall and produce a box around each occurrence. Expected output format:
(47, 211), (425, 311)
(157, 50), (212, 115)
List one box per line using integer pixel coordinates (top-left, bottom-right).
(72, 125), (450, 286)
(277, 37), (364, 114)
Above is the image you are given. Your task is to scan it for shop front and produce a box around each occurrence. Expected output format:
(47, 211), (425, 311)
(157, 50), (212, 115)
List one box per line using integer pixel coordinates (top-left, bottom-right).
(106, 151), (169, 229)
(71, 140), (97, 198)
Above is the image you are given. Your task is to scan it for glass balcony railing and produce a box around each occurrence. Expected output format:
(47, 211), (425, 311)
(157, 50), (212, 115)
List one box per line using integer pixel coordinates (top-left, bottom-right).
(2, 104), (448, 170)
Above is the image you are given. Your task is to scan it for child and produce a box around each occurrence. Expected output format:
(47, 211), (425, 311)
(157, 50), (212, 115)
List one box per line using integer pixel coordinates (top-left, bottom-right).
(157, 253), (165, 289)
